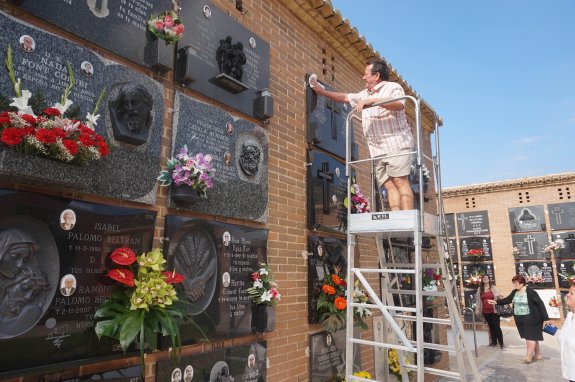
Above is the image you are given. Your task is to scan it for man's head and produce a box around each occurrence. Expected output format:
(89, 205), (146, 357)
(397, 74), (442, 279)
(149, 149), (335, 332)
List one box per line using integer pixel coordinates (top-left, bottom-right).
(84, 62), (92, 74)
(64, 276), (74, 289)
(363, 58), (388, 91)
(114, 84), (153, 133)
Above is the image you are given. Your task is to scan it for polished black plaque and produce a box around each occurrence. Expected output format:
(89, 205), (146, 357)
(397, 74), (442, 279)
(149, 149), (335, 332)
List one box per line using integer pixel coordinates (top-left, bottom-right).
(455, 211), (490, 236)
(508, 206), (546, 233)
(511, 232), (549, 260)
(163, 215), (269, 345)
(0, 189), (156, 376)
(515, 261), (554, 289)
(548, 202), (575, 230)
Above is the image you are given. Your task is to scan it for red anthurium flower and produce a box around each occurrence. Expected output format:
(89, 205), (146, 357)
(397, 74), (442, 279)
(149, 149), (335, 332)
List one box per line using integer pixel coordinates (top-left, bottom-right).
(162, 270), (185, 284)
(334, 296), (347, 310)
(434, 274), (442, 281)
(251, 271), (260, 281)
(107, 268), (135, 287)
(110, 247), (137, 265)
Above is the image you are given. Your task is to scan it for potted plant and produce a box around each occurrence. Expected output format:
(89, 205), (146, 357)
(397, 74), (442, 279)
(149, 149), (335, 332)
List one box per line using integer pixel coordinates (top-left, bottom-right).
(145, 2), (185, 73)
(94, 247), (189, 374)
(0, 46), (109, 165)
(247, 263), (281, 333)
(157, 144), (215, 206)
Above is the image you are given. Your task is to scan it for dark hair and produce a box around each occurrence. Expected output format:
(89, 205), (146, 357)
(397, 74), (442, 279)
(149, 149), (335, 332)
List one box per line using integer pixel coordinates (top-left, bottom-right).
(367, 58), (388, 81)
(511, 275), (526, 285)
(479, 274), (491, 293)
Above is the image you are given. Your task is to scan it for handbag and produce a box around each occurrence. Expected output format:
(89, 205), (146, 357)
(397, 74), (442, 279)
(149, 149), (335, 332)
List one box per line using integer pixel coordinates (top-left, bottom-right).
(543, 323), (558, 336)
(495, 302), (513, 318)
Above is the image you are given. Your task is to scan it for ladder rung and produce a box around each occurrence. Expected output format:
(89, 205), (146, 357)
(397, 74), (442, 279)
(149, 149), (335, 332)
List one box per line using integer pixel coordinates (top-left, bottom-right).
(387, 288), (448, 297)
(410, 341), (457, 353)
(394, 314), (451, 325)
(349, 337), (417, 353)
(404, 364), (463, 380)
(354, 267), (416, 274)
(351, 302), (416, 313)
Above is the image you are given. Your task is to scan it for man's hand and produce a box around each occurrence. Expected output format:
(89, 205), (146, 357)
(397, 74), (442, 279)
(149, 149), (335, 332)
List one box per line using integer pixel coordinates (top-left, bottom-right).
(309, 77), (321, 94)
(354, 99), (372, 113)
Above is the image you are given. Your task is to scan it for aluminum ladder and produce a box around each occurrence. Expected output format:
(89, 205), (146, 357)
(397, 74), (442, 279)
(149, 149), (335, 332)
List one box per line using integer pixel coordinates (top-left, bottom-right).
(343, 97), (482, 382)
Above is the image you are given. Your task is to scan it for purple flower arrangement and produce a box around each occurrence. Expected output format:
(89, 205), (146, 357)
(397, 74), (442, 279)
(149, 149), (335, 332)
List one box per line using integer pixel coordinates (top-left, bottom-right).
(157, 145), (215, 198)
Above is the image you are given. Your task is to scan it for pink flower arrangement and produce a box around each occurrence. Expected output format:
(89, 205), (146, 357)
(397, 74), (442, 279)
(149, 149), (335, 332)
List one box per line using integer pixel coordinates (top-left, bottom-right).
(147, 8), (185, 44)
(344, 181), (370, 214)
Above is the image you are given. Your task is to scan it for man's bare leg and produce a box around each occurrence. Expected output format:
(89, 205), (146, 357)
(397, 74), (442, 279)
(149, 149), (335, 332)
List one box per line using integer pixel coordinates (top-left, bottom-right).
(391, 175), (413, 210)
(383, 178), (401, 211)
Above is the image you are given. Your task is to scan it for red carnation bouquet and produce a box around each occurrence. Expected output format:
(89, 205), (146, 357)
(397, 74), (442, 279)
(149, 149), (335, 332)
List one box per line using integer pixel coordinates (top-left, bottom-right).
(0, 108), (109, 165)
(1, 45), (109, 165)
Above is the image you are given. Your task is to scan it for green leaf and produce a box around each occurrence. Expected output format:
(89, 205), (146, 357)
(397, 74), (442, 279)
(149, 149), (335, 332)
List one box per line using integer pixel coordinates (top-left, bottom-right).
(119, 310), (144, 352)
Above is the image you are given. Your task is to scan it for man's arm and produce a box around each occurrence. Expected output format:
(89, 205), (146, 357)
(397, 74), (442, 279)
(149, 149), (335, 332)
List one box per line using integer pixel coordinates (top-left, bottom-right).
(309, 77), (349, 103)
(355, 97), (404, 112)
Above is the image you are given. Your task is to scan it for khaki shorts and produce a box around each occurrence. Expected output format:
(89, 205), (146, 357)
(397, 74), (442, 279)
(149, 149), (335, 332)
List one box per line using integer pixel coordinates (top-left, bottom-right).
(374, 148), (414, 187)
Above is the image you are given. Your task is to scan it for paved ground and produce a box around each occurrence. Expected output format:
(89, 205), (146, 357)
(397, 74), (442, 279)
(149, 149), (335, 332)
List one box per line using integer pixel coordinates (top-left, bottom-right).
(440, 325), (564, 381)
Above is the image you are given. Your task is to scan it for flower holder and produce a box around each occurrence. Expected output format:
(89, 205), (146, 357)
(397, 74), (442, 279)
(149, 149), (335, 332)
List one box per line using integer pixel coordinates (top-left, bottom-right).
(171, 185), (202, 206)
(251, 304), (268, 334)
(145, 37), (174, 74)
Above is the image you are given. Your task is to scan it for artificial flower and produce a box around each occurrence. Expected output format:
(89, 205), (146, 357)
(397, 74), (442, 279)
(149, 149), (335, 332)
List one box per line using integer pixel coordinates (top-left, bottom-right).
(247, 263), (281, 306)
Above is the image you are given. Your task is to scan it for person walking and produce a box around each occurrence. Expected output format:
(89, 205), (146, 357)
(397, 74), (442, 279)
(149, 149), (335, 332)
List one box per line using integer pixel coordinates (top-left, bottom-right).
(310, 58), (415, 211)
(475, 275), (504, 349)
(558, 281), (575, 381)
(489, 275), (549, 364)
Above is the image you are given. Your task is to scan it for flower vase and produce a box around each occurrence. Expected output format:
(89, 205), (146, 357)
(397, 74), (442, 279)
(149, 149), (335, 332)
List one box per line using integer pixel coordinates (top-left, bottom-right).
(251, 304), (268, 334)
(171, 186), (201, 207)
(145, 36), (174, 74)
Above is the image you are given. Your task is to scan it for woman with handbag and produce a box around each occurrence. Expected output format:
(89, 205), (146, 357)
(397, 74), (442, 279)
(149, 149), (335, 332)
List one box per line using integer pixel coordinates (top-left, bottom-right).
(489, 275), (549, 364)
(475, 275), (504, 349)
(558, 281), (575, 382)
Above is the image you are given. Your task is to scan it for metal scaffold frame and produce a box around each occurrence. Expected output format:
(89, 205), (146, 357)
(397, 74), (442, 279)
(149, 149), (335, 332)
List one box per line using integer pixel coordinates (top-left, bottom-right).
(343, 96), (482, 382)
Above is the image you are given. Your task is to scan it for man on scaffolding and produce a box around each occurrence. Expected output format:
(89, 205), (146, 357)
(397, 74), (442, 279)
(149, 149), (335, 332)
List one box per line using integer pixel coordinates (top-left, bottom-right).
(310, 58), (415, 212)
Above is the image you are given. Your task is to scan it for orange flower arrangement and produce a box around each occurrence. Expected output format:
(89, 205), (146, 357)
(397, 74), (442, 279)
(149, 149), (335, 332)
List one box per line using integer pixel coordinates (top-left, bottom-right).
(316, 271), (371, 332)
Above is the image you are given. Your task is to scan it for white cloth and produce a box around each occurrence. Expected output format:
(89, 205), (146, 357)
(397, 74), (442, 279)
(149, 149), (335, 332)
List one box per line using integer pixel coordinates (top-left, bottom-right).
(558, 312), (575, 380)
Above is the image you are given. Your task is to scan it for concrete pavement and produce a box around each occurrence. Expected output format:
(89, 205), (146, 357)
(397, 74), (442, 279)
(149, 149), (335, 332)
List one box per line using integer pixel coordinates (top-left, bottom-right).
(441, 325), (564, 381)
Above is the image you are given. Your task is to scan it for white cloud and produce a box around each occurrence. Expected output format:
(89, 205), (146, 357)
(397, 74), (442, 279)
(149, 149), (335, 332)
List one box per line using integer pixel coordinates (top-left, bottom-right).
(511, 136), (546, 145)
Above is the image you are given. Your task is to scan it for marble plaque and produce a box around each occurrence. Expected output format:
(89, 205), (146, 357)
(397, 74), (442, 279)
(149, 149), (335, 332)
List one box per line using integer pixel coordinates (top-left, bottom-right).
(548, 202), (575, 230)
(307, 149), (348, 233)
(455, 211), (490, 236)
(175, 1), (270, 118)
(0, 12), (164, 204)
(552, 232), (575, 259)
(15, 0), (173, 69)
(557, 261), (575, 288)
(156, 341), (267, 382)
(163, 215), (269, 345)
(0, 189), (156, 375)
(462, 263), (495, 286)
(445, 213), (456, 237)
(307, 235), (347, 325)
(21, 364), (141, 382)
(447, 238), (458, 261)
(305, 74), (356, 160)
(508, 206), (546, 233)
(515, 261), (554, 289)
(309, 331), (346, 382)
(170, 92), (268, 222)
(512, 232), (549, 260)
(459, 236), (492, 261)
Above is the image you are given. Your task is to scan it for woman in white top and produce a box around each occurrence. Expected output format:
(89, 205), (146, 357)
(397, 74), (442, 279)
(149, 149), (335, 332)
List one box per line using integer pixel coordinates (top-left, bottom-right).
(559, 282), (575, 382)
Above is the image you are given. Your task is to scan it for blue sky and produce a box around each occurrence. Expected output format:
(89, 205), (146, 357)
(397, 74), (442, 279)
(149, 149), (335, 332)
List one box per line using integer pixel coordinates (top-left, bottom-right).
(330, 0), (575, 187)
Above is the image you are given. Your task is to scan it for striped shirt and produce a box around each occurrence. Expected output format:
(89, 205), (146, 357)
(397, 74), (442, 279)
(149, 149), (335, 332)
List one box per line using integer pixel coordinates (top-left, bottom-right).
(347, 81), (414, 158)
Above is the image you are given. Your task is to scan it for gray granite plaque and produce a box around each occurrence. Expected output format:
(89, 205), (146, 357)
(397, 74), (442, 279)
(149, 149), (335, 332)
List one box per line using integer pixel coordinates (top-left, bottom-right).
(175, 1), (270, 119)
(305, 74), (356, 160)
(0, 189), (156, 376)
(548, 202), (575, 230)
(0, 12), (164, 204)
(455, 211), (490, 236)
(445, 213), (456, 237)
(515, 261), (554, 289)
(309, 331), (346, 382)
(170, 92), (268, 221)
(163, 215), (269, 345)
(552, 232), (575, 259)
(15, 0), (173, 69)
(508, 206), (546, 233)
(447, 238), (458, 261)
(512, 232), (549, 260)
(459, 236), (492, 261)
(156, 341), (267, 382)
(307, 149), (348, 233)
